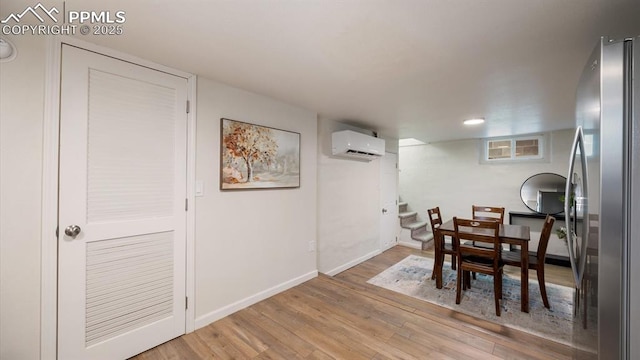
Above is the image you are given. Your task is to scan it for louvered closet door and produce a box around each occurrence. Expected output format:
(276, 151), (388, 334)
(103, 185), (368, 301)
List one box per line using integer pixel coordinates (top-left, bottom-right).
(58, 45), (187, 360)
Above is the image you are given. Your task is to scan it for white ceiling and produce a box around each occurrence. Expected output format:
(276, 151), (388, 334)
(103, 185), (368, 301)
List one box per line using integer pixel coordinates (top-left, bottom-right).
(3, 0), (640, 142)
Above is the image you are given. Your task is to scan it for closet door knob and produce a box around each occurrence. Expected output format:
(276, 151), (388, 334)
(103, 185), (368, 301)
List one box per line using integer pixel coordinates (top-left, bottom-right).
(64, 225), (81, 238)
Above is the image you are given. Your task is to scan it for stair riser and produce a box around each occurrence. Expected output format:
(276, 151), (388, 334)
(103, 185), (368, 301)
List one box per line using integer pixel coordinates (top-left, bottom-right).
(421, 239), (434, 251)
(400, 215), (417, 227)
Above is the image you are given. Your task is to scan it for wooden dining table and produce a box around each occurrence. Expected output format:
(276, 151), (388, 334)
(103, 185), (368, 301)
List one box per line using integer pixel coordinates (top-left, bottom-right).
(437, 219), (532, 313)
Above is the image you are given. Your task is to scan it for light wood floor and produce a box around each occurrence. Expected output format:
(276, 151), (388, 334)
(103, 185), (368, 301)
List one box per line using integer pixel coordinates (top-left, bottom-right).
(131, 245), (591, 360)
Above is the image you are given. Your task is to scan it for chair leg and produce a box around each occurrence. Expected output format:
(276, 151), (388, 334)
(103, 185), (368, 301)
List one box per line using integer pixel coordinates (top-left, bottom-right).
(498, 269), (503, 299)
(431, 257), (437, 280)
(432, 247), (446, 287)
(464, 271), (471, 289)
(432, 236), (442, 280)
(537, 267), (550, 309)
(456, 267), (462, 304)
(494, 272), (502, 316)
(462, 271), (466, 290)
(450, 237), (457, 270)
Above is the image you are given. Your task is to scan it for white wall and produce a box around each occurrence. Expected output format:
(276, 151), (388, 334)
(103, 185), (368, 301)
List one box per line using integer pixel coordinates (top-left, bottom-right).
(0, 34), (45, 360)
(0, 36), (318, 357)
(194, 78), (318, 326)
(398, 129), (575, 225)
(316, 120), (392, 275)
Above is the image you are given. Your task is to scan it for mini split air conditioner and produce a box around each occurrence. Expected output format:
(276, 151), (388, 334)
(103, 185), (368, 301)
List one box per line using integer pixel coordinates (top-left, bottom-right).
(331, 130), (385, 161)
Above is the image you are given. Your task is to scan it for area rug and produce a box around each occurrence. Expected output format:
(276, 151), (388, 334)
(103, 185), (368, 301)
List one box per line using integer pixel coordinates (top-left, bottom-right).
(367, 255), (595, 349)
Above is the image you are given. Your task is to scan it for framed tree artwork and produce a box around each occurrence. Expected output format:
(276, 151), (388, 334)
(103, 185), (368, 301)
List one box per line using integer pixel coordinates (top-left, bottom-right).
(220, 118), (300, 190)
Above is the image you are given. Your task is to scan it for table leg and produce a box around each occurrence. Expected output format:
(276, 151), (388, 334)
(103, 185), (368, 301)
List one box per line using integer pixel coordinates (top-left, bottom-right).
(521, 241), (529, 312)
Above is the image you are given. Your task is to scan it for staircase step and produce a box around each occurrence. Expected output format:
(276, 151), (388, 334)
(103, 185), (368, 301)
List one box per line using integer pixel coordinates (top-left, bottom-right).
(404, 220), (429, 231)
(398, 202), (408, 207)
(412, 231), (434, 242)
(398, 211), (417, 219)
(398, 203), (408, 213)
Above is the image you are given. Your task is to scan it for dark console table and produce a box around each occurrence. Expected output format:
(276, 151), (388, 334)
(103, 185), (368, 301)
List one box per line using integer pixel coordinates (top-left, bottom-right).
(509, 211), (565, 222)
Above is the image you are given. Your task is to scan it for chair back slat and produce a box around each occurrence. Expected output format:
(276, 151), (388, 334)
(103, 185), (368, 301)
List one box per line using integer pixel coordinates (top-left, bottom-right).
(471, 205), (505, 223)
(454, 217), (501, 266)
(427, 207), (443, 231)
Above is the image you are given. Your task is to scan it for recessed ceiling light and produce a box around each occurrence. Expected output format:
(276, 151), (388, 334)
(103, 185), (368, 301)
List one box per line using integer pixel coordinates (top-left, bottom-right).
(463, 118), (485, 125)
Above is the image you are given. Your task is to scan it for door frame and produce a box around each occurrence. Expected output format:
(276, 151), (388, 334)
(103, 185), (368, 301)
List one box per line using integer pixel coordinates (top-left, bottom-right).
(379, 151), (399, 251)
(41, 36), (197, 360)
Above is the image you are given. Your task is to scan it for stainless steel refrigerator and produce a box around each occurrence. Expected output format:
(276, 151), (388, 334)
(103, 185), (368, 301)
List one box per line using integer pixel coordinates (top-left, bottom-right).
(565, 36), (639, 359)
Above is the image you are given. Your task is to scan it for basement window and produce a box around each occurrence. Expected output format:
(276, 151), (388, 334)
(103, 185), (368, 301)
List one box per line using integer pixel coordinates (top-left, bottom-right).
(482, 134), (546, 162)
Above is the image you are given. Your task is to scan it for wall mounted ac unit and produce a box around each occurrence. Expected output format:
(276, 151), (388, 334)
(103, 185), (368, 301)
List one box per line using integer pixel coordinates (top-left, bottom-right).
(331, 130), (385, 161)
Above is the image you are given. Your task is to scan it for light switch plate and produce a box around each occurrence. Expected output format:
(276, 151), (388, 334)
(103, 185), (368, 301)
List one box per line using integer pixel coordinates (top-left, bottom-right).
(195, 180), (204, 197)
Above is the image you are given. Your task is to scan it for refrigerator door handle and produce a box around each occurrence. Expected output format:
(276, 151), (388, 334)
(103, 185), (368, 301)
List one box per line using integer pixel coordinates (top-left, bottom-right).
(565, 126), (590, 289)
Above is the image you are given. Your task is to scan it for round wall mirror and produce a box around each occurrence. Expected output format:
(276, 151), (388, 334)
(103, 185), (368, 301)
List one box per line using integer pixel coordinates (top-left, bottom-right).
(520, 173), (566, 214)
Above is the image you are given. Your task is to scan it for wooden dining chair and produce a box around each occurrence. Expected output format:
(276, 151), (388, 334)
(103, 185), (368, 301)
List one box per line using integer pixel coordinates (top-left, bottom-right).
(427, 207), (456, 288)
(502, 214), (556, 309)
(472, 205), (505, 223)
(453, 217), (504, 316)
(471, 205), (509, 251)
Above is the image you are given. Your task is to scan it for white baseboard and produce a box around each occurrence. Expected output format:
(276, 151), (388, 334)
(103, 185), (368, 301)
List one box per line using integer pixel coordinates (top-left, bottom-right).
(322, 249), (382, 276)
(398, 239), (422, 249)
(194, 270), (318, 330)
(398, 228), (422, 249)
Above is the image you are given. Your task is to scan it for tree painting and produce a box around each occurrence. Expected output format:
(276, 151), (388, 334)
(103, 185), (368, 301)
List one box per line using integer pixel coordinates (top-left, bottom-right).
(223, 121), (277, 182)
(221, 119), (300, 189)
